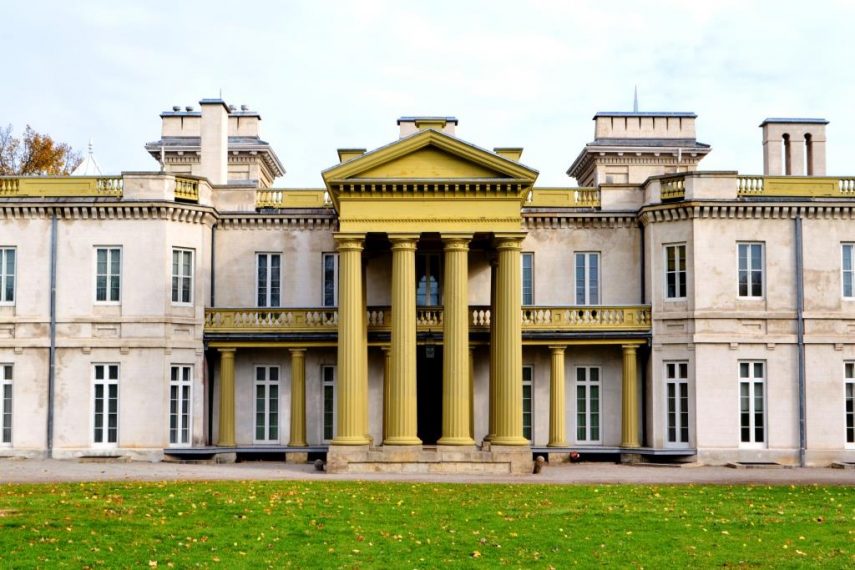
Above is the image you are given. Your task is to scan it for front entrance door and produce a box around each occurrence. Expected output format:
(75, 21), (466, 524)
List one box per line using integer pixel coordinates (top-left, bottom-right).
(417, 345), (443, 444)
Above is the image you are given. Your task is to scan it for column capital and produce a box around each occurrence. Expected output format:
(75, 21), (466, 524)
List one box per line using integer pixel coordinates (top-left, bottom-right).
(388, 234), (419, 250)
(621, 344), (640, 353)
(494, 232), (526, 251)
(334, 233), (365, 251)
(441, 233), (473, 245)
(549, 345), (566, 355)
(218, 347), (236, 355)
(288, 348), (306, 356)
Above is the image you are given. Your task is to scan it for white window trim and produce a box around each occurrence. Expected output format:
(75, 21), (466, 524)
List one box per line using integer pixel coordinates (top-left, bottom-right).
(171, 248), (195, 306)
(738, 360), (767, 449)
(663, 243), (687, 301)
(842, 243), (854, 300)
(663, 361), (691, 449)
(0, 247), (16, 306)
(321, 364), (336, 442)
(574, 252), (601, 306)
(737, 242), (765, 299)
(93, 246), (122, 305)
(91, 363), (119, 449)
(168, 364), (193, 447)
(253, 365), (281, 444)
(521, 252), (534, 306)
(322, 252), (339, 308)
(845, 362), (855, 449)
(256, 252), (282, 309)
(1, 363), (12, 446)
(574, 365), (602, 445)
(522, 364), (534, 442)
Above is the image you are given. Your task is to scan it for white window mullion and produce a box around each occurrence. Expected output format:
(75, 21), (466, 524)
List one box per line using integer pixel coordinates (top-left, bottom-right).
(169, 365), (192, 446)
(1, 364), (12, 445)
(665, 361), (690, 446)
(92, 364), (119, 447)
(322, 365), (336, 441)
(171, 249), (194, 305)
(323, 253), (338, 307)
(845, 363), (854, 446)
(0, 248), (16, 304)
(739, 361), (766, 448)
(575, 366), (601, 444)
(575, 252), (600, 305)
(254, 366), (280, 443)
(522, 365), (533, 441)
(257, 253), (282, 308)
(842, 244), (854, 299)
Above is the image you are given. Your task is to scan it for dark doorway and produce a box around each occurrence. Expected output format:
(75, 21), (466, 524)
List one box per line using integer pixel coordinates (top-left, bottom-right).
(417, 345), (443, 444)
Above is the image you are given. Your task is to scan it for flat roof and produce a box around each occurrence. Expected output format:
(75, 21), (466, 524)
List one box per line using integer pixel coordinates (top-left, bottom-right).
(759, 117), (828, 126)
(593, 111), (697, 119)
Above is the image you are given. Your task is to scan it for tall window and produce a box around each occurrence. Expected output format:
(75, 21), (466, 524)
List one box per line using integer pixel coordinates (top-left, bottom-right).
(739, 361), (765, 447)
(92, 364), (119, 446)
(256, 253), (281, 308)
(254, 366), (280, 443)
(169, 365), (192, 446)
(323, 253), (338, 307)
(575, 252), (600, 305)
(522, 365), (533, 441)
(322, 365), (336, 441)
(665, 244), (687, 300)
(576, 366), (601, 443)
(737, 243), (764, 298)
(846, 363), (854, 445)
(0, 248), (15, 304)
(171, 248), (194, 305)
(416, 253), (441, 306)
(95, 247), (121, 303)
(521, 253), (534, 305)
(1, 364), (11, 445)
(665, 361), (689, 445)
(842, 244), (854, 299)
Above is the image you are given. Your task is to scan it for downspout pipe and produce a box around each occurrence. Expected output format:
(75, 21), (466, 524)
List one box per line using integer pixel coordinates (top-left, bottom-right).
(47, 212), (58, 458)
(795, 214), (807, 467)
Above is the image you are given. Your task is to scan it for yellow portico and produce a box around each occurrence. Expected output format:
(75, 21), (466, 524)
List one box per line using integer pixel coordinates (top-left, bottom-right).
(322, 118), (537, 465)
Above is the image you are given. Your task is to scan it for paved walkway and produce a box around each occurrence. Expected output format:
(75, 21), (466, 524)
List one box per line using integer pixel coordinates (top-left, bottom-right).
(1, 459), (853, 485)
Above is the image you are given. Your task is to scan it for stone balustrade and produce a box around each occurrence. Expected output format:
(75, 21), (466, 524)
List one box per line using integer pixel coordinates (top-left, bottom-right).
(0, 175), (123, 197)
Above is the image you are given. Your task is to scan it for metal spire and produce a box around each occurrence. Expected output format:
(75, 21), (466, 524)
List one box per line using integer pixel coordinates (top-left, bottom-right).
(633, 85), (639, 113)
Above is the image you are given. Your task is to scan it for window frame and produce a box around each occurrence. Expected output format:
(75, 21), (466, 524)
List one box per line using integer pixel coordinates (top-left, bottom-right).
(521, 252), (534, 306)
(93, 246), (122, 304)
(575, 365), (602, 444)
(254, 365), (281, 443)
(91, 363), (120, 448)
(842, 243), (854, 300)
(321, 364), (336, 442)
(737, 242), (765, 299)
(171, 248), (195, 306)
(256, 252), (282, 308)
(574, 251), (601, 305)
(1, 363), (11, 446)
(738, 360), (766, 449)
(663, 361), (690, 447)
(0, 247), (16, 306)
(845, 362), (854, 447)
(522, 364), (534, 441)
(664, 243), (687, 301)
(168, 364), (193, 447)
(322, 252), (339, 308)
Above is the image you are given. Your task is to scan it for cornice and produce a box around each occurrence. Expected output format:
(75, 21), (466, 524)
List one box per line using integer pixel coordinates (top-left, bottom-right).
(217, 213), (338, 231)
(0, 201), (216, 225)
(640, 201), (855, 225)
(523, 212), (637, 229)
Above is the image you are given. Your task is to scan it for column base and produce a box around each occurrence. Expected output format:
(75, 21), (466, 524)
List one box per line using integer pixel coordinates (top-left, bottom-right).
(286, 452), (308, 464)
(620, 453), (643, 465)
(288, 441), (307, 448)
(382, 436), (422, 446)
(331, 435), (371, 446)
(491, 435), (530, 446)
(547, 441), (568, 448)
(437, 436), (476, 446)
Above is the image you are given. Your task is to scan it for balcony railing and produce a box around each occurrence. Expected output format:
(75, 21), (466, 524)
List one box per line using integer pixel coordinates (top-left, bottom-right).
(737, 175), (855, 197)
(174, 177), (200, 202)
(527, 187), (601, 208)
(0, 176), (123, 197)
(204, 305), (652, 334)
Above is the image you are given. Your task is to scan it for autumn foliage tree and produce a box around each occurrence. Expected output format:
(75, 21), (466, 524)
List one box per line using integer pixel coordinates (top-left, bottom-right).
(0, 124), (82, 175)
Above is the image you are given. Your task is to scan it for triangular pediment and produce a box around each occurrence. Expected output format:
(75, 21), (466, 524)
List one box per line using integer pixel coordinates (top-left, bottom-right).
(323, 129), (538, 183)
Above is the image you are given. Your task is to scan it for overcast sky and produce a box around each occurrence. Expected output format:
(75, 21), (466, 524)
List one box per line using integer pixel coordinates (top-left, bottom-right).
(3, 0), (853, 186)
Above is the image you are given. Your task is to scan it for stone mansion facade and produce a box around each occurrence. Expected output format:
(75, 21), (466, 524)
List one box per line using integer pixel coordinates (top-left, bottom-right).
(1, 99), (853, 472)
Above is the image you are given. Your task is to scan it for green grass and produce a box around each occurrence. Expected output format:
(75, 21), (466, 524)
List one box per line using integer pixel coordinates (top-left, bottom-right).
(0, 481), (852, 568)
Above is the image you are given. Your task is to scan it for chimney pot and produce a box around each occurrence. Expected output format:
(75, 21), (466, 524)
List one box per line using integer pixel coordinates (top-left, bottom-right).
(241, 104), (249, 111)
(172, 105), (181, 112)
(185, 106), (194, 112)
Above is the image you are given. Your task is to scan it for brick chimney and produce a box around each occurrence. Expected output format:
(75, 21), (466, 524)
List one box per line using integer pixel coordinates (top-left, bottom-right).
(199, 98), (229, 185)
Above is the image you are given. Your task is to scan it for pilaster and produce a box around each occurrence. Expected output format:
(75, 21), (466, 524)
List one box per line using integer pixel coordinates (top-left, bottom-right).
(438, 234), (474, 446)
(385, 234), (421, 445)
(217, 348), (236, 447)
(548, 346), (567, 447)
(288, 348), (307, 447)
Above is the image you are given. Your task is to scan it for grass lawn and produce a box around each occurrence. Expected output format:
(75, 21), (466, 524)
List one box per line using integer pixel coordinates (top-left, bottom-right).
(0, 481), (852, 568)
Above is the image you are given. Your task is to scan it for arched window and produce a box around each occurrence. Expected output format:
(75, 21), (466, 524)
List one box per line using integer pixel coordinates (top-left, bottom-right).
(782, 133), (791, 175)
(805, 133), (813, 176)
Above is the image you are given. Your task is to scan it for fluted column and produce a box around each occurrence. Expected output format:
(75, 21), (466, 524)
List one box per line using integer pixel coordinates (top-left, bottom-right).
(332, 234), (369, 445)
(469, 346), (475, 440)
(485, 258), (498, 442)
(288, 348), (307, 447)
(438, 234), (474, 445)
(385, 235), (421, 445)
(382, 346), (391, 442)
(493, 234), (528, 445)
(217, 348), (236, 447)
(621, 344), (641, 448)
(548, 346), (567, 447)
